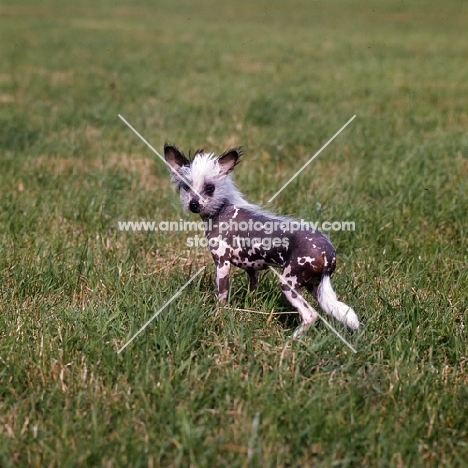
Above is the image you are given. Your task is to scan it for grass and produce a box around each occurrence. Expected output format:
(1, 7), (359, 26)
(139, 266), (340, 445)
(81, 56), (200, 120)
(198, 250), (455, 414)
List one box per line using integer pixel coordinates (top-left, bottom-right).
(1, 0), (467, 466)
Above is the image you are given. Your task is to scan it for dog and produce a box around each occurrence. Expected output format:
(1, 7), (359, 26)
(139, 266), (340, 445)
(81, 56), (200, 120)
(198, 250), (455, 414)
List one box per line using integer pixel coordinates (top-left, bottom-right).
(164, 144), (359, 338)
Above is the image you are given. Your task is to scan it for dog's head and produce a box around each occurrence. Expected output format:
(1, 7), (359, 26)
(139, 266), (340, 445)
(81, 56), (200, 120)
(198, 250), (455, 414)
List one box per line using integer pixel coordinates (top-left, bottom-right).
(164, 144), (241, 217)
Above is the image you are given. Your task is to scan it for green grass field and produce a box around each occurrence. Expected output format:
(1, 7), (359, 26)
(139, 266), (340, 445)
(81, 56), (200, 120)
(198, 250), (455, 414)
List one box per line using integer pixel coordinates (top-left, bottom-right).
(1, 0), (467, 466)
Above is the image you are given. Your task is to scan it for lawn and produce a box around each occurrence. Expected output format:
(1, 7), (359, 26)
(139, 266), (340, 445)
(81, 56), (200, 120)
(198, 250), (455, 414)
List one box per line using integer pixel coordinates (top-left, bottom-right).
(0, 0), (467, 466)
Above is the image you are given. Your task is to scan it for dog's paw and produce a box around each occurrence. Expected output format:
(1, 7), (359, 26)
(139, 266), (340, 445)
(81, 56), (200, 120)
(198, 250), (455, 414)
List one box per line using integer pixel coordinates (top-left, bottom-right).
(292, 325), (305, 339)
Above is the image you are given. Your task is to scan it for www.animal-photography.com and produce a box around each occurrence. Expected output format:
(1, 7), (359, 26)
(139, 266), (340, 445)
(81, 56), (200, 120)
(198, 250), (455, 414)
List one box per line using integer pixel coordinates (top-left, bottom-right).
(1, 1), (467, 467)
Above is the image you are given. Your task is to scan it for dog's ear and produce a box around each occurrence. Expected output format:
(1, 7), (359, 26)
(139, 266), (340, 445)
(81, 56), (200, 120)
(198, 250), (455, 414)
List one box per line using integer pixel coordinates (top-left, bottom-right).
(217, 148), (241, 176)
(164, 144), (189, 172)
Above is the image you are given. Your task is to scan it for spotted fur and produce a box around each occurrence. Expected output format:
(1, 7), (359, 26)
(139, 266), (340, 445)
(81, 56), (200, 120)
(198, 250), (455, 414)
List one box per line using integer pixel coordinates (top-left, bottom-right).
(164, 144), (359, 337)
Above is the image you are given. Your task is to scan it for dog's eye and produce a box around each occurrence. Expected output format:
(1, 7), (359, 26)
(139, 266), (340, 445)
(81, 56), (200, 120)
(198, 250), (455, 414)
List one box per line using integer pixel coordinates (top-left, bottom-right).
(205, 184), (215, 196)
(180, 182), (190, 191)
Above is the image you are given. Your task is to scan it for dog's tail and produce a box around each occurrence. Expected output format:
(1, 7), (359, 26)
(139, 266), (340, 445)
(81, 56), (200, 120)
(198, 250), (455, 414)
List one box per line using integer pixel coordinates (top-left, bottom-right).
(317, 275), (359, 330)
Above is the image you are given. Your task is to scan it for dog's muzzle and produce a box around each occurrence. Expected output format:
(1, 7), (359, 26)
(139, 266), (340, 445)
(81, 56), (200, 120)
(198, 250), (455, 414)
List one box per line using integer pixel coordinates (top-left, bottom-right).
(189, 199), (201, 213)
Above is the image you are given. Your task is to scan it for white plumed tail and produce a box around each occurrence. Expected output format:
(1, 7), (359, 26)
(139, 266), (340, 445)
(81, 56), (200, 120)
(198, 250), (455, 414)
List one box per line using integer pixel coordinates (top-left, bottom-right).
(317, 275), (359, 330)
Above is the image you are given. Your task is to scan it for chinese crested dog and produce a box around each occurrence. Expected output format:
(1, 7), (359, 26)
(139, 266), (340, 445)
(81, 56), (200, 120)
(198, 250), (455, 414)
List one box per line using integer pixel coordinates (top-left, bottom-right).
(164, 144), (359, 338)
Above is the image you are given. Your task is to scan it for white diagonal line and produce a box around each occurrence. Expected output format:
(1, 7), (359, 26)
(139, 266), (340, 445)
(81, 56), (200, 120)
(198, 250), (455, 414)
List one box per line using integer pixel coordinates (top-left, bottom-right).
(118, 114), (205, 201)
(117, 266), (206, 354)
(247, 412), (261, 462)
(268, 115), (356, 203)
(268, 266), (357, 353)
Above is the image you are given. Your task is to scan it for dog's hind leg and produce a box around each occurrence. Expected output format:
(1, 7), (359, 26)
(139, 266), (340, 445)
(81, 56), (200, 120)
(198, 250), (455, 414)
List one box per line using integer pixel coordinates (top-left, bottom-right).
(304, 277), (321, 300)
(277, 274), (318, 339)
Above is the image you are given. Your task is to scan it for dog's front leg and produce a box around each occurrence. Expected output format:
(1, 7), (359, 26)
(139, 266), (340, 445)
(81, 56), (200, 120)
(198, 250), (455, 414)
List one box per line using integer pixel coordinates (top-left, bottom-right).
(214, 260), (231, 304)
(246, 268), (259, 292)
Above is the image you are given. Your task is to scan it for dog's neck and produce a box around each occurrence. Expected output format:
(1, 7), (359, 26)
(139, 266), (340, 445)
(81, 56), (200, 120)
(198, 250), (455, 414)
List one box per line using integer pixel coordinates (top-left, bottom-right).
(200, 200), (232, 222)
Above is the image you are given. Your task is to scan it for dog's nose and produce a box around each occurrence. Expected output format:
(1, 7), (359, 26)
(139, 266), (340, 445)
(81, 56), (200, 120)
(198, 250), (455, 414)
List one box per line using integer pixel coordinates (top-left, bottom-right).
(189, 200), (200, 213)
